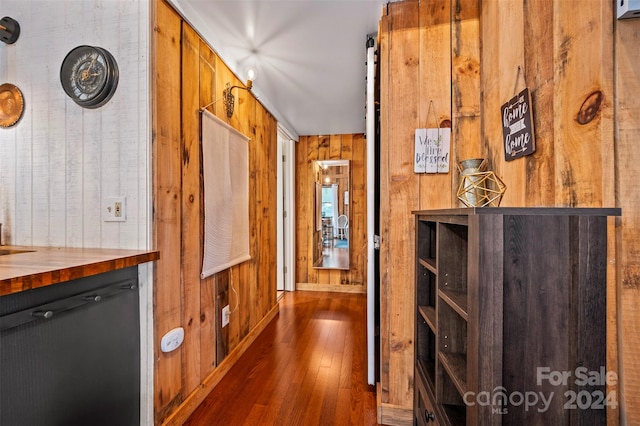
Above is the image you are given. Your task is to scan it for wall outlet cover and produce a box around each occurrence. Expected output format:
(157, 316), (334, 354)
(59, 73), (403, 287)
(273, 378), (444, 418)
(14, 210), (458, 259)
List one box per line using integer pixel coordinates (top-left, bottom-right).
(222, 305), (230, 328)
(103, 197), (126, 222)
(160, 327), (184, 353)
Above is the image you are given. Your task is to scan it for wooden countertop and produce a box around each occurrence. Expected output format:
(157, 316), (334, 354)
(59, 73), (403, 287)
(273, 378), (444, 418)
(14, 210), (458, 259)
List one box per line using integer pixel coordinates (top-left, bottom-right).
(0, 246), (160, 296)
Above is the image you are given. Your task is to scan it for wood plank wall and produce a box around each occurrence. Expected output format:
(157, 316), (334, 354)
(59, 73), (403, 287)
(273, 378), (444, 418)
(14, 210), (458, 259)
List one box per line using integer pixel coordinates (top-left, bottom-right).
(379, 0), (638, 423)
(295, 134), (367, 292)
(615, 14), (640, 426)
(152, 1), (278, 424)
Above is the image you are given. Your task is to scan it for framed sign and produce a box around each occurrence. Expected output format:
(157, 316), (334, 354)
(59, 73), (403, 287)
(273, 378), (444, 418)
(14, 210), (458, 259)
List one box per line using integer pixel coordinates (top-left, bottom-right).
(414, 127), (451, 173)
(502, 87), (535, 161)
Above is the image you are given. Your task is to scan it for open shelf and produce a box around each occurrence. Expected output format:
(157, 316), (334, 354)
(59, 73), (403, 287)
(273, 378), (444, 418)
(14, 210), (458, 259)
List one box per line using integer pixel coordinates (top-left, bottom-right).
(418, 257), (436, 274)
(416, 319), (436, 386)
(438, 289), (468, 321)
(418, 305), (436, 333)
(441, 403), (466, 425)
(438, 351), (467, 397)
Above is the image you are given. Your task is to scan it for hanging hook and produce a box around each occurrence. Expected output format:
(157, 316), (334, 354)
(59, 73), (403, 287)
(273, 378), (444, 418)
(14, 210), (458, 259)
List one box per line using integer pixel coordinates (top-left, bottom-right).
(513, 65), (524, 96)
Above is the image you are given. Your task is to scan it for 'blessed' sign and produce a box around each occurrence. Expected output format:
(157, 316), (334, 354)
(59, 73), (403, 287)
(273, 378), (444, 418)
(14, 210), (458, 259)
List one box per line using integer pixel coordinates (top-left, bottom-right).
(502, 87), (536, 161)
(414, 128), (451, 173)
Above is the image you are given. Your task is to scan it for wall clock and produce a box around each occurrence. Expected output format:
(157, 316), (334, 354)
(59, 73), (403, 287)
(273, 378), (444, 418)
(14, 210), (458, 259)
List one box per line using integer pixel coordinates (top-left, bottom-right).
(60, 45), (119, 109)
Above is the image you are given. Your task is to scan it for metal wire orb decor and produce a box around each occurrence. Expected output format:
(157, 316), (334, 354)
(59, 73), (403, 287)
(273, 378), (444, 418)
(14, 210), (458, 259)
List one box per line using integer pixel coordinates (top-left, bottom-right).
(456, 159), (507, 207)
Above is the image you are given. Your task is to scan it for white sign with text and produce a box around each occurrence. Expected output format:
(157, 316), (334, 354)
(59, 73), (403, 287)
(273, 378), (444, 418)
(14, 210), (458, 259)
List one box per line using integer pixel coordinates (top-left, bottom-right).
(414, 127), (451, 173)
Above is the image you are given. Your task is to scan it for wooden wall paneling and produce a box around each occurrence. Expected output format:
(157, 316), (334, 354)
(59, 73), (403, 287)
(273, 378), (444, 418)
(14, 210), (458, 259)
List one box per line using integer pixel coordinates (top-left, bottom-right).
(329, 133), (343, 160)
(345, 134), (360, 286)
(451, 0), (481, 205)
(181, 21), (203, 398)
(295, 137), (309, 284)
(384, 0), (419, 408)
(378, 11), (391, 407)
(213, 61), (239, 352)
(215, 273), (229, 364)
(552, 0), (612, 207)
(268, 112), (278, 299)
(317, 135), (332, 285)
(616, 16), (640, 425)
(253, 98), (267, 329)
(248, 89), (260, 336)
(480, 0), (526, 207)
(265, 110), (278, 309)
(153, 1), (183, 421)
(329, 135), (344, 285)
(318, 134), (330, 160)
(522, 0), (555, 206)
(354, 133), (367, 287)
(339, 134), (354, 285)
(307, 136), (321, 284)
(198, 40), (218, 379)
(237, 90), (254, 344)
(418, 0), (453, 210)
(244, 96), (258, 334)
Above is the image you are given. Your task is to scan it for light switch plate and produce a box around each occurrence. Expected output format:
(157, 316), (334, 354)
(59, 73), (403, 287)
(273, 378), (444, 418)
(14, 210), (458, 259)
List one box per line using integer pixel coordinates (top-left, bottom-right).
(103, 197), (126, 222)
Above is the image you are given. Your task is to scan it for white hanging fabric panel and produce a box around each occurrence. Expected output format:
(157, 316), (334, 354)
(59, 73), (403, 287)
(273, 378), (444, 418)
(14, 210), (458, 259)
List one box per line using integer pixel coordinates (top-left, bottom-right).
(200, 109), (251, 278)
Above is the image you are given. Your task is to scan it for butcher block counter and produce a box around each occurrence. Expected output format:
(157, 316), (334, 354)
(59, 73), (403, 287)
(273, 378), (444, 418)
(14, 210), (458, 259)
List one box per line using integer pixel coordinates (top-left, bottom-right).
(0, 246), (159, 296)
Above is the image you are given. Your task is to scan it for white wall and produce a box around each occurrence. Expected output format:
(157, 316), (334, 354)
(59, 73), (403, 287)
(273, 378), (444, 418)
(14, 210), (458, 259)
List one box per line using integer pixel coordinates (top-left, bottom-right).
(0, 1), (153, 424)
(0, 0), (151, 251)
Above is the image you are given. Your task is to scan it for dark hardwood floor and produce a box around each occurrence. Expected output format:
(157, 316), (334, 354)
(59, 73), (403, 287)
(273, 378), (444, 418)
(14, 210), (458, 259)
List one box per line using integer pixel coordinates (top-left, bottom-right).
(184, 291), (379, 426)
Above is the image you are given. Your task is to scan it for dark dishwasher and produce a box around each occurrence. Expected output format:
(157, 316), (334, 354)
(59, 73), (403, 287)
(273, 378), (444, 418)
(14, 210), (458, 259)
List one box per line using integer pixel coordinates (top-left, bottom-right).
(0, 267), (140, 426)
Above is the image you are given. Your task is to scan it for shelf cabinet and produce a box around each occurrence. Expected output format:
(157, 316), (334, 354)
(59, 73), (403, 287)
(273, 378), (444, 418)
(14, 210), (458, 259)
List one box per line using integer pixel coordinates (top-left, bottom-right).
(413, 208), (619, 425)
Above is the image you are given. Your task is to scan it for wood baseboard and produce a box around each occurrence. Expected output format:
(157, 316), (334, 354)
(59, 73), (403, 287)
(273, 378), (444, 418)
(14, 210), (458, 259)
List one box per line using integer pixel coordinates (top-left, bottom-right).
(376, 383), (413, 426)
(296, 282), (366, 293)
(161, 302), (280, 426)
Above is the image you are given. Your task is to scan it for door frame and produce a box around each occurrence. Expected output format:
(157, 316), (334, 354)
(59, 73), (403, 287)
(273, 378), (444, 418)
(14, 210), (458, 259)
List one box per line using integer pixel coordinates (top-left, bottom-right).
(277, 126), (296, 292)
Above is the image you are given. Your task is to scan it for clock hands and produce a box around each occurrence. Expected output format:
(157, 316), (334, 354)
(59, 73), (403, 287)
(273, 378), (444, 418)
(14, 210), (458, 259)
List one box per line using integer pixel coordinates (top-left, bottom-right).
(80, 54), (97, 81)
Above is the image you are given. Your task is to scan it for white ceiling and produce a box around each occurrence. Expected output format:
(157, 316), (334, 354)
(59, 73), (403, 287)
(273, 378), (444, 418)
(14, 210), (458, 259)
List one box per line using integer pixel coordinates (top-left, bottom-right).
(169, 0), (386, 139)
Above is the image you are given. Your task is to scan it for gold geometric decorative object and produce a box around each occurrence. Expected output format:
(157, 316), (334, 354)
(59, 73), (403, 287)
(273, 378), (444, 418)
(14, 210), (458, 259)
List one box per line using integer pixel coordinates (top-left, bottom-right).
(456, 158), (507, 207)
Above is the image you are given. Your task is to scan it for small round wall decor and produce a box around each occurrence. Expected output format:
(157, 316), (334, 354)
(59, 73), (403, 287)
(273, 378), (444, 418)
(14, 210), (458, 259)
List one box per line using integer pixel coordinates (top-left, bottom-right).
(0, 83), (25, 128)
(60, 45), (119, 108)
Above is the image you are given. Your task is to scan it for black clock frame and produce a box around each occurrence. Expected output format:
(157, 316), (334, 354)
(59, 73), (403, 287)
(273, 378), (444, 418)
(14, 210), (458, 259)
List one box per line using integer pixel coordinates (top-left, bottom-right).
(60, 45), (119, 109)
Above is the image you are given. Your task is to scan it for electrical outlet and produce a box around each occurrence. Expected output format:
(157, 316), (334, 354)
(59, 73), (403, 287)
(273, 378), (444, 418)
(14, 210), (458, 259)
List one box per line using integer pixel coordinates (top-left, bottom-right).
(103, 197), (126, 222)
(222, 305), (230, 328)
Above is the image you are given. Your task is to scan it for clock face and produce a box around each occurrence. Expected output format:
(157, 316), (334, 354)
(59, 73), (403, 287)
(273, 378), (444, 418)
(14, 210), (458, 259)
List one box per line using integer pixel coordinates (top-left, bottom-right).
(60, 45), (118, 109)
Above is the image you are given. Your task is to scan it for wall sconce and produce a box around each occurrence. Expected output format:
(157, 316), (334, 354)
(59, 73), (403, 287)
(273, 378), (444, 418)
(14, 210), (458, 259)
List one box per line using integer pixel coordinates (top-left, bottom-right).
(200, 80), (253, 118)
(223, 80), (253, 119)
(0, 17), (20, 44)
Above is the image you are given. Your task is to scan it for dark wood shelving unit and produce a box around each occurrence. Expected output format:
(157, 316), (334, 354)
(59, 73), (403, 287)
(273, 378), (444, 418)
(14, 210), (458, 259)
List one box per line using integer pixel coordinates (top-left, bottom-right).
(413, 207), (620, 425)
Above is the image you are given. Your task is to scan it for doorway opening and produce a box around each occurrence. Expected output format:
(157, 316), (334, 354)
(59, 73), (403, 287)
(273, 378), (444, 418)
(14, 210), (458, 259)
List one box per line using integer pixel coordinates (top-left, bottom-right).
(277, 126), (296, 294)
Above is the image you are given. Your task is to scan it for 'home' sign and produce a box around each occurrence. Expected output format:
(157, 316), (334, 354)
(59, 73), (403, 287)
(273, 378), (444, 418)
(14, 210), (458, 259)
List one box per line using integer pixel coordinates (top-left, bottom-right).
(502, 87), (536, 161)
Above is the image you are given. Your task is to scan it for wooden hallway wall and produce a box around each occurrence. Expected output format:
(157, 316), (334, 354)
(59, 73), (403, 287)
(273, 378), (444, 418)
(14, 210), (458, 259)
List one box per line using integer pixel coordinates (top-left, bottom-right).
(295, 134), (368, 292)
(378, 0), (638, 424)
(152, 1), (279, 424)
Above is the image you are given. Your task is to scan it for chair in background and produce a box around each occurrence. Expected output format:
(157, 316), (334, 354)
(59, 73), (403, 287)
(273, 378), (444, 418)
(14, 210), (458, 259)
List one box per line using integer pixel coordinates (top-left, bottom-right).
(336, 214), (349, 240)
